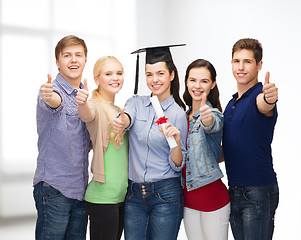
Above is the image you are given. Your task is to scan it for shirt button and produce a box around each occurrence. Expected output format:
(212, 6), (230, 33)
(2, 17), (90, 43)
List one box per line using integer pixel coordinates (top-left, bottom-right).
(187, 157), (189, 161)
(188, 171), (191, 175)
(192, 119), (196, 123)
(74, 89), (78, 93)
(229, 115), (232, 118)
(232, 106), (235, 109)
(190, 184), (193, 188)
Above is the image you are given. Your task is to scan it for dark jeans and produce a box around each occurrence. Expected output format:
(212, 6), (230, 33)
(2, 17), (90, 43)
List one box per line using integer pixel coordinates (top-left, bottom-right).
(33, 181), (88, 240)
(229, 182), (279, 240)
(85, 201), (124, 240)
(124, 177), (183, 240)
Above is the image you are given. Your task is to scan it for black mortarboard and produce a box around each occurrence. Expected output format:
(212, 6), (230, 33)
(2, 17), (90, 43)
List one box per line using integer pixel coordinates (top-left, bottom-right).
(131, 44), (186, 94)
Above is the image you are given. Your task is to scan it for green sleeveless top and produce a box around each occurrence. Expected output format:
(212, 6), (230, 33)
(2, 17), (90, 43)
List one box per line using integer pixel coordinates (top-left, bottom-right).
(85, 132), (128, 204)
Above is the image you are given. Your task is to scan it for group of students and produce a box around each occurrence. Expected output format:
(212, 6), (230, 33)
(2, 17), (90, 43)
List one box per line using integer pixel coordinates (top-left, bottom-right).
(33, 35), (279, 240)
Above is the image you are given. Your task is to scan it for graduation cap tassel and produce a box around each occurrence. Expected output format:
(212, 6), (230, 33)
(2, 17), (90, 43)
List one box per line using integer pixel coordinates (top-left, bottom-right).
(134, 54), (139, 94)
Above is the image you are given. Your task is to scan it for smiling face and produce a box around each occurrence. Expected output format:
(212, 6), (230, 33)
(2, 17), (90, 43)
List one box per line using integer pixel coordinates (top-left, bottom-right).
(56, 44), (87, 87)
(231, 49), (262, 93)
(95, 60), (124, 100)
(145, 61), (174, 102)
(186, 67), (216, 106)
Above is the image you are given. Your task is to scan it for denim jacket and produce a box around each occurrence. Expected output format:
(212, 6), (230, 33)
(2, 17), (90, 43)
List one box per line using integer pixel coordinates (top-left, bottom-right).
(186, 102), (224, 191)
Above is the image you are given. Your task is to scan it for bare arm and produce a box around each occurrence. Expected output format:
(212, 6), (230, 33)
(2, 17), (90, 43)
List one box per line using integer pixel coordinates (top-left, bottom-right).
(257, 72), (278, 117)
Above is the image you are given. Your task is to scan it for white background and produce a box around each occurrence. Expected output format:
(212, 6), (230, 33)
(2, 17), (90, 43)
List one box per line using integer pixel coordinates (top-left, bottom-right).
(0, 0), (300, 239)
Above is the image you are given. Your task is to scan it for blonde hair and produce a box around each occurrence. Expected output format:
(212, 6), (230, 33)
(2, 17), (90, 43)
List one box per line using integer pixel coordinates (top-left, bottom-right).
(92, 56), (124, 149)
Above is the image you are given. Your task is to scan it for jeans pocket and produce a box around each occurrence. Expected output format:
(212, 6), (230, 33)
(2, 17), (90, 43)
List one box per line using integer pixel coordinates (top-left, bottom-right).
(157, 187), (180, 203)
(42, 184), (62, 200)
(243, 188), (264, 205)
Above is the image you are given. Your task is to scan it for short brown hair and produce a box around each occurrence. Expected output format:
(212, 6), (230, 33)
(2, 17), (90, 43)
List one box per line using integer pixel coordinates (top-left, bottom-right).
(232, 38), (262, 64)
(55, 35), (87, 60)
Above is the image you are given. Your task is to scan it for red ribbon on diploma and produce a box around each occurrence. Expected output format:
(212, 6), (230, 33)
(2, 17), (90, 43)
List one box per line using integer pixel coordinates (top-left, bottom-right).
(155, 116), (168, 125)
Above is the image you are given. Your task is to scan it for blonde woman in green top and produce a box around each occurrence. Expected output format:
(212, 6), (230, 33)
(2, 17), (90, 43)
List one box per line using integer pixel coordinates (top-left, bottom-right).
(76, 56), (128, 240)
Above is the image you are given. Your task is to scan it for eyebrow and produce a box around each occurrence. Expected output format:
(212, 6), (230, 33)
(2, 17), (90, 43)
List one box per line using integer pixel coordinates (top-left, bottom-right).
(62, 51), (84, 55)
(146, 69), (166, 74)
(188, 77), (210, 81)
(232, 58), (253, 61)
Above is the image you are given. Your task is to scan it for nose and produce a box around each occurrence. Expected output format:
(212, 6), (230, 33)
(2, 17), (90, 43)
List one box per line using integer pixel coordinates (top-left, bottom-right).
(153, 75), (159, 82)
(71, 54), (77, 62)
(238, 62), (244, 70)
(195, 81), (201, 88)
(113, 74), (119, 80)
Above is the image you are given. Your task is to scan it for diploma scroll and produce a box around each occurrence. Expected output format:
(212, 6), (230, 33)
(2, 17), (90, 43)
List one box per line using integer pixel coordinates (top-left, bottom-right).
(150, 95), (178, 149)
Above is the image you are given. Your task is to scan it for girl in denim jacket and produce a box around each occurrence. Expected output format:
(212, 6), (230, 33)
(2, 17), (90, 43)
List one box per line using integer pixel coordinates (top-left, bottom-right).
(182, 59), (230, 240)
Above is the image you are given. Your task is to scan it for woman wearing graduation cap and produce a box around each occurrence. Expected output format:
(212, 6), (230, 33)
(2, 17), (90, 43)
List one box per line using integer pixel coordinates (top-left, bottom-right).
(113, 45), (187, 240)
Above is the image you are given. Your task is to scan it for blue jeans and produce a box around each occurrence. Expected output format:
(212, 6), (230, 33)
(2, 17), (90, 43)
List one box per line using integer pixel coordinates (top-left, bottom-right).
(33, 182), (88, 240)
(124, 177), (183, 240)
(229, 182), (279, 240)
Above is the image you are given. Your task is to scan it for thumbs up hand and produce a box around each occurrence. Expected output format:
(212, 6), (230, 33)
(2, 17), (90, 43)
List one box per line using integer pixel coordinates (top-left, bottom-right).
(262, 72), (278, 105)
(76, 79), (89, 105)
(112, 108), (127, 134)
(199, 93), (214, 127)
(40, 74), (54, 102)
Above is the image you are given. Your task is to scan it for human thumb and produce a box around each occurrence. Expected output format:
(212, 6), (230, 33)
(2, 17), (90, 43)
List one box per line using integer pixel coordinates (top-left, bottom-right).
(201, 92), (207, 107)
(119, 108), (125, 121)
(264, 72), (270, 85)
(47, 74), (52, 84)
(83, 79), (88, 91)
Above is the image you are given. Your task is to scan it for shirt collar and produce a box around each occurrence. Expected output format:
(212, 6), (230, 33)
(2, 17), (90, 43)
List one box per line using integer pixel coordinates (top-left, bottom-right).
(146, 94), (175, 111)
(56, 74), (83, 95)
(232, 82), (262, 100)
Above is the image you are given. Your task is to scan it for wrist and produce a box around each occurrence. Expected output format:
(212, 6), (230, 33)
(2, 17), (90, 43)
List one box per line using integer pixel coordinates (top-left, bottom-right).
(263, 95), (278, 105)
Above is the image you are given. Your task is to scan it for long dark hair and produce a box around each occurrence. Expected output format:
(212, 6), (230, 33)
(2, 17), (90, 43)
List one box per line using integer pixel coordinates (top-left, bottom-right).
(183, 59), (222, 112)
(165, 61), (186, 110)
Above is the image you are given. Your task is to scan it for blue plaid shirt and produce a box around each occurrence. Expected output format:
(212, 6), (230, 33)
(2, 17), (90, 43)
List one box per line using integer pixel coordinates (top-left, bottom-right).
(33, 74), (90, 200)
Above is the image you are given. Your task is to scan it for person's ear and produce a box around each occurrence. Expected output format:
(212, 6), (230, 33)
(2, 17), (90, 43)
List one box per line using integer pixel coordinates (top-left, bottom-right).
(257, 60), (263, 71)
(170, 70), (175, 81)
